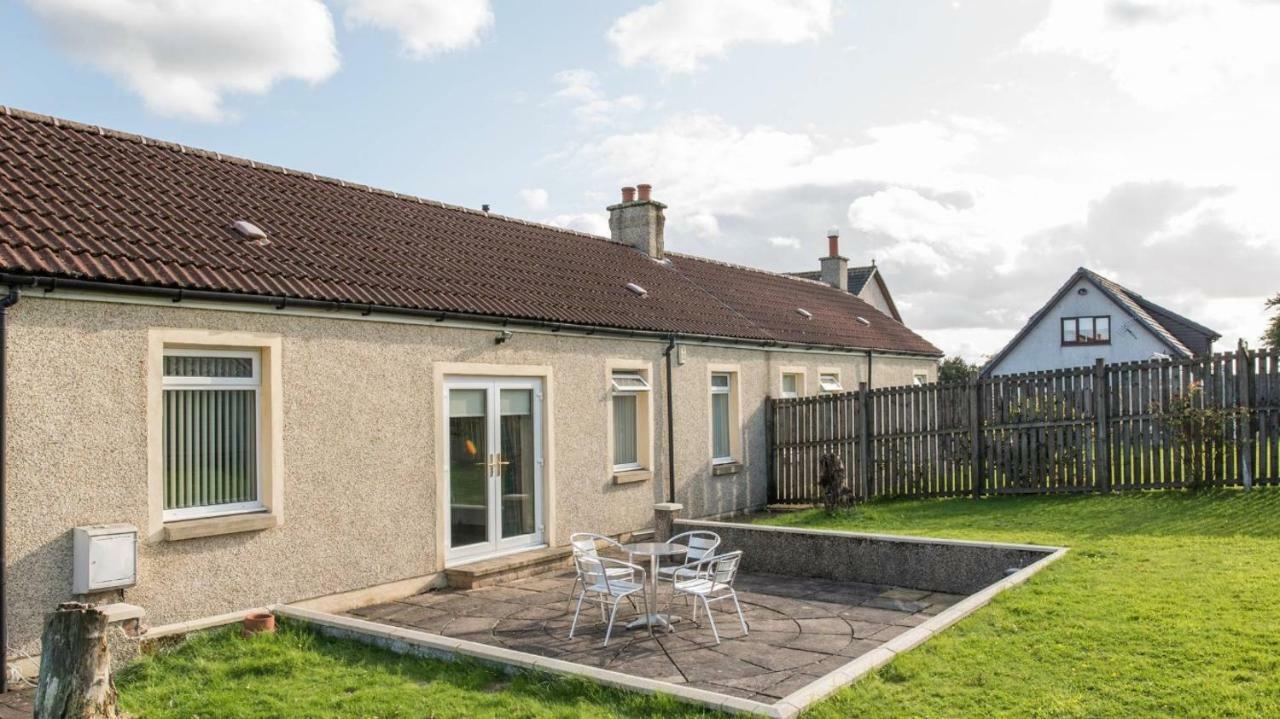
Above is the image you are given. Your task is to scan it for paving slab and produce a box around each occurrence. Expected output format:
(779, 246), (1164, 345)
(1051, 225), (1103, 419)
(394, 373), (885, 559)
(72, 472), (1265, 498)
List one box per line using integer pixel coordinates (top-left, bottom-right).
(345, 570), (950, 710)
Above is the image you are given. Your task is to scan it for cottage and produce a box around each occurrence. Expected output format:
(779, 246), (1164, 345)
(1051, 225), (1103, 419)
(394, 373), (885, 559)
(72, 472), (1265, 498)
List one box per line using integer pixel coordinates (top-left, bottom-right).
(0, 107), (940, 664)
(982, 267), (1220, 377)
(788, 230), (903, 323)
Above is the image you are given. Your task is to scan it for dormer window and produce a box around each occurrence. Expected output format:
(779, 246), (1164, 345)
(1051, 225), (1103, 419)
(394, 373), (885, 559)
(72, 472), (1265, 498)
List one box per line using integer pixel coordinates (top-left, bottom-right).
(1062, 316), (1111, 346)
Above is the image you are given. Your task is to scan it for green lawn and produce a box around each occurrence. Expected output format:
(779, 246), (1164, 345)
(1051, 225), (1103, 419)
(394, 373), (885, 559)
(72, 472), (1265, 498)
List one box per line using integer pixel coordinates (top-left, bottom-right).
(117, 622), (713, 718)
(761, 489), (1280, 718)
(116, 490), (1280, 718)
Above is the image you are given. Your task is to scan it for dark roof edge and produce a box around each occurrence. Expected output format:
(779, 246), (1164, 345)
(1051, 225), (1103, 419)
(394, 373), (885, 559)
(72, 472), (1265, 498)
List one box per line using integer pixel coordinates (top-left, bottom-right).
(1, 272), (943, 358)
(0, 105), (617, 248)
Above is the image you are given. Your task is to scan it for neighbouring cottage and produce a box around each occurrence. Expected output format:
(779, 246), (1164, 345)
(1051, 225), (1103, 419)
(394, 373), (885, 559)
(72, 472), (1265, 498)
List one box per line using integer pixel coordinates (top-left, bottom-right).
(0, 107), (941, 665)
(982, 267), (1220, 377)
(788, 229), (904, 324)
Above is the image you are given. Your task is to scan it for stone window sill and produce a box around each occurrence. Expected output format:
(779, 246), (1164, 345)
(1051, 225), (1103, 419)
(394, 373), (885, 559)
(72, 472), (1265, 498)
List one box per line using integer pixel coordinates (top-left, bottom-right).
(163, 511), (280, 541)
(612, 469), (653, 485)
(712, 462), (744, 476)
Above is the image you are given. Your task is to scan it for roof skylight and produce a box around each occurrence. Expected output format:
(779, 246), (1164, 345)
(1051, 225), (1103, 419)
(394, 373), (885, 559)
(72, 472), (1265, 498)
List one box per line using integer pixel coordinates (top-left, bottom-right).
(230, 220), (269, 245)
(625, 282), (648, 297)
(796, 308), (813, 319)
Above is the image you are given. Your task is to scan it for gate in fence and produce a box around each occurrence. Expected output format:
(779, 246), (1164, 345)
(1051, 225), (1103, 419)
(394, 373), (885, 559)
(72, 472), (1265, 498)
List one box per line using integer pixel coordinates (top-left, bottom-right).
(767, 346), (1280, 503)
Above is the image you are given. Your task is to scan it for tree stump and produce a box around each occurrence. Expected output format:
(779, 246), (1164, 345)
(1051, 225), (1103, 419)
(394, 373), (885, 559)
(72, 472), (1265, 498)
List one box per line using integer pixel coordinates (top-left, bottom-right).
(34, 603), (121, 719)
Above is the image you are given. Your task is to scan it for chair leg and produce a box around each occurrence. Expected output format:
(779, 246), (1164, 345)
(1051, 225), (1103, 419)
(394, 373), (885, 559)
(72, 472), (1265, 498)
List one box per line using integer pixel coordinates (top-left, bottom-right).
(603, 601), (621, 647)
(569, 590), (587, 639)
(564, 576), (581, 615)
(730, 591), (748, 635)
(702, 596), (720, 644)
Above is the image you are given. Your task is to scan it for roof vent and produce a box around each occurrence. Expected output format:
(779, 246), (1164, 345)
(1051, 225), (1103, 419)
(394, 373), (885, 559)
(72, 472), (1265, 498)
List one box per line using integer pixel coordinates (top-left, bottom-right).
(856, 316), (871, 326)
(796, 308), (813, 319)
(625, 282), (648, 297)
(230, 220), (269, 245)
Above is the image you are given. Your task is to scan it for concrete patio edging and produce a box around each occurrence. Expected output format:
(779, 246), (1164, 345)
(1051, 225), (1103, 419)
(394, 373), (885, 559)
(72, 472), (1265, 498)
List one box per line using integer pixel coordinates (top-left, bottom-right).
(272, 604), (786, 718)
(772, 546), (1068, 713)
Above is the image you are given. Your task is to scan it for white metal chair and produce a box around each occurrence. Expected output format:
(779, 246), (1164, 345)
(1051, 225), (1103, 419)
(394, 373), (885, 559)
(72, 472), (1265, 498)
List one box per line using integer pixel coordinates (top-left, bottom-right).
(565, 532), (636, 613)
(657, 530), (720, 584)
(568, 554), (651, 646)
(671, 550), (748, 645)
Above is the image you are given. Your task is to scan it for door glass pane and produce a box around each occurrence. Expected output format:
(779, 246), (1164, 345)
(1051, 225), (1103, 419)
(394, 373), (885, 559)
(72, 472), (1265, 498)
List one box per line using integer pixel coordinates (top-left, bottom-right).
(613, 393), (638, 466)
(500, 389), (536, 539)
(449, 389), (488, 548)
(712, 392), (731, 459)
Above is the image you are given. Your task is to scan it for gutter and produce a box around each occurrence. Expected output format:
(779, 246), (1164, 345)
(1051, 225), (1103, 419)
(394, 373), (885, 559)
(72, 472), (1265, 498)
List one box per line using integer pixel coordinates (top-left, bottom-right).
(0, 286), (18, 694)
(0, 273), (942, 359)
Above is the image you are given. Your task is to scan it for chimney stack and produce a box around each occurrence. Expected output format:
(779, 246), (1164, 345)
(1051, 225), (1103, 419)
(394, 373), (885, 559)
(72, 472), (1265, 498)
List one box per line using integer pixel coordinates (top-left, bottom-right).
(819, 226), (848, 292)
(608, 183), (666, 260)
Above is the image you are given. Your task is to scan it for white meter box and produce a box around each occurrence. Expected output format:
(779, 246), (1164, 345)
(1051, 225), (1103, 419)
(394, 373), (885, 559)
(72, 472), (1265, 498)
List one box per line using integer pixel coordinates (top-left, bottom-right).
(73, 524), (137, 594)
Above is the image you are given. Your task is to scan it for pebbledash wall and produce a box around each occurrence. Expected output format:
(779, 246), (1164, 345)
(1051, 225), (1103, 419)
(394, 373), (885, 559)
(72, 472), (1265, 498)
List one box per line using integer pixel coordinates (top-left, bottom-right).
(3, 292), (936, 654)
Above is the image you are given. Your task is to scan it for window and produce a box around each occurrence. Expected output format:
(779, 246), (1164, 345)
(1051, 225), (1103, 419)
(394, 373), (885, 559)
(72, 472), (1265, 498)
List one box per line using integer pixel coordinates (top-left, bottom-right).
(711, 373), (734, 463)
(611, 370), (650, 471)
(819, 372), (843, 393)
(1062, 315), (1111, 345)
(913, 373), (928, 386)
(162, 349), (263, 521)
(780, 372), (803, 398)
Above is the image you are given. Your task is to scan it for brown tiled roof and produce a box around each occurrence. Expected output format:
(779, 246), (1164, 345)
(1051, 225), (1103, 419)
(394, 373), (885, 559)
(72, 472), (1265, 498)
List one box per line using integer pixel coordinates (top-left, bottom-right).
(0, 107), (941, 356)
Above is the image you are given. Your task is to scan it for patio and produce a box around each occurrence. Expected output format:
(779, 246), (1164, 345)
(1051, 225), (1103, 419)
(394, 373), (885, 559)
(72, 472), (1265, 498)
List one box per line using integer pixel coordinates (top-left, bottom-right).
(345, 569), (964, 704)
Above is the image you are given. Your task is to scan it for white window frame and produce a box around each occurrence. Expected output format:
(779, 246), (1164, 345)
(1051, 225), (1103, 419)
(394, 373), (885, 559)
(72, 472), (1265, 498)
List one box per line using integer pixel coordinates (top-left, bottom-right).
(818, 371), (843, 393)
(610, 370), (649, 472)
(779, 369), (805, 399)
(913, 373), (928, 387)
(709, 370), (739, 465)
(161, 348), (265, 522)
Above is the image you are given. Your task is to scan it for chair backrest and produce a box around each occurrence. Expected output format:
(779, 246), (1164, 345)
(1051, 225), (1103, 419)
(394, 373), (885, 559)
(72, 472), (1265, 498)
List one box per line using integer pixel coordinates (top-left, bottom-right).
(670, 530), (720, 562)
(706, 551), (743, 586)
(570, 532), (605, 559)
(574, 553), (609, 592)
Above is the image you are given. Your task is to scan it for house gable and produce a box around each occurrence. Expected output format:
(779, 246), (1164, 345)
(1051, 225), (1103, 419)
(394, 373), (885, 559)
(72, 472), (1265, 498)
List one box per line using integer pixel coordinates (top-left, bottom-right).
(983, 270), (1191, 377)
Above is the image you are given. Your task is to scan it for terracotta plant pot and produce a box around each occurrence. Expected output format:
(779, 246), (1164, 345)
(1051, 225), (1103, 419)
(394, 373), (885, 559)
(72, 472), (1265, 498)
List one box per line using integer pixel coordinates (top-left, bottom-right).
(242, 612), (276, 637)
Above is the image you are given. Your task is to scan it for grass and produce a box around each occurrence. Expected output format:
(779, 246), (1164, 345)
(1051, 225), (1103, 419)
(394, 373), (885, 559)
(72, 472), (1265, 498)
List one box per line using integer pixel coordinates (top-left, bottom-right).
(116, 490), (1280, 718)
(116, 622), (712, 719)
(760, 489), (1280, 718)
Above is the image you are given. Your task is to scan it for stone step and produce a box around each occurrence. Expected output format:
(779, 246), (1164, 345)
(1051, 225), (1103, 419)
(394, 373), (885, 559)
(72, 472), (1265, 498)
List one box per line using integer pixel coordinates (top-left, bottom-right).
(444, 530), (653, 590)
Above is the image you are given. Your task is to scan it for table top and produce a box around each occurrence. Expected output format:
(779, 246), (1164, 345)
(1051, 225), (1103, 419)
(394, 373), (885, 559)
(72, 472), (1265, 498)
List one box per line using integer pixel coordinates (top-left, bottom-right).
(623, 542), (687, 557)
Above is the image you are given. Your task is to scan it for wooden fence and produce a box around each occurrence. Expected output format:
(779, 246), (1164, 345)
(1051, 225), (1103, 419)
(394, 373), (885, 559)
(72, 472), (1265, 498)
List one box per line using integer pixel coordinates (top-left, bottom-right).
(767, 346), (1280, 503)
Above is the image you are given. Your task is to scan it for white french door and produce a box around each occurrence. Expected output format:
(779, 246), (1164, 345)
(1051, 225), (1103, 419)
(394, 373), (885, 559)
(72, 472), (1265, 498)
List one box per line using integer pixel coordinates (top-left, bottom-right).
(444, 377), (544, 565)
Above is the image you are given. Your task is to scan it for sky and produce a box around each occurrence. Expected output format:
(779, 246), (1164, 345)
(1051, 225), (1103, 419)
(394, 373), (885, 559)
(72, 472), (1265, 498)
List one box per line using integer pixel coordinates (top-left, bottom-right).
(2, 0), (1278, 361)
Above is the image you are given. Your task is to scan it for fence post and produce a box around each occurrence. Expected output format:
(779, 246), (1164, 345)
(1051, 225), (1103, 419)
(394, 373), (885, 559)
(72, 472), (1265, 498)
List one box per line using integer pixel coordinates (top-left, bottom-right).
(970, 378), (983, 499)
(1237, 340), (1254, 491)
(1093, 357), (1110, 493)
(765, 396), (777, 502)
(857, 382), (870, 501)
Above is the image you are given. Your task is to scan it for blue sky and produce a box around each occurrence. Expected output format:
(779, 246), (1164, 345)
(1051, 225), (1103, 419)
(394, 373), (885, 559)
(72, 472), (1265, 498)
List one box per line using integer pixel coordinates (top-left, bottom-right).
(2, 0), (1278, 359)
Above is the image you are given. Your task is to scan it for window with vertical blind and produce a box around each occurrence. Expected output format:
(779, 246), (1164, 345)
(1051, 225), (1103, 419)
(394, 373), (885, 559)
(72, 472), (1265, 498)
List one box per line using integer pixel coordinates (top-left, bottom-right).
(711, 372), (734, 463)
(162, 349), (263, 521)
(611, 370), (650, 471)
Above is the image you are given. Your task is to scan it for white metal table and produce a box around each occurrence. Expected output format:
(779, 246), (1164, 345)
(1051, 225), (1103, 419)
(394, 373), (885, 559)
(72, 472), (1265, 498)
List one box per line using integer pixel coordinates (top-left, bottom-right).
(621, 541), (687, 630)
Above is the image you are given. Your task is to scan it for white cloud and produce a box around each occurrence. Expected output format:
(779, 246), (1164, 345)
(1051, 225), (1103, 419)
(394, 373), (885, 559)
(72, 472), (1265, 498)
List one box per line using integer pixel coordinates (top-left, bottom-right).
(607, 0), (834, 74)
(518, 188), (549, 211)
(768, 236), (802, 250)
(544, 212), (610, 237)
(339, 0), (492, 59)
(550, 69), (645, 125)
(24, 0), (339, 121)
(1023, 0), (1280, 108)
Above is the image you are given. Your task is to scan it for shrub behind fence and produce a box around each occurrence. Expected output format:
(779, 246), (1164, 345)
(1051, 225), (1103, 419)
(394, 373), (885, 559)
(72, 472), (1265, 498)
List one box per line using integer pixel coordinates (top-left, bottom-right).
(767, 346), (1280, 502)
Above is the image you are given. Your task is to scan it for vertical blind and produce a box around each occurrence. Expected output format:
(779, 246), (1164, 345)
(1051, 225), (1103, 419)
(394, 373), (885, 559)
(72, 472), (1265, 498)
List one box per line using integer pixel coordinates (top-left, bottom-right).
(613, 393), (638, 466)
(712, 390), (731, 459)
(163, 354), (260, 514)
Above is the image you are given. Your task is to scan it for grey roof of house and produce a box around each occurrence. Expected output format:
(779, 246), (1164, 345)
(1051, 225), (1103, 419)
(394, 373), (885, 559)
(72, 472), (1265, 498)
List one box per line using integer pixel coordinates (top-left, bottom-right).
(789, 265), (876, 294)
(981, 267), (1222, 376)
